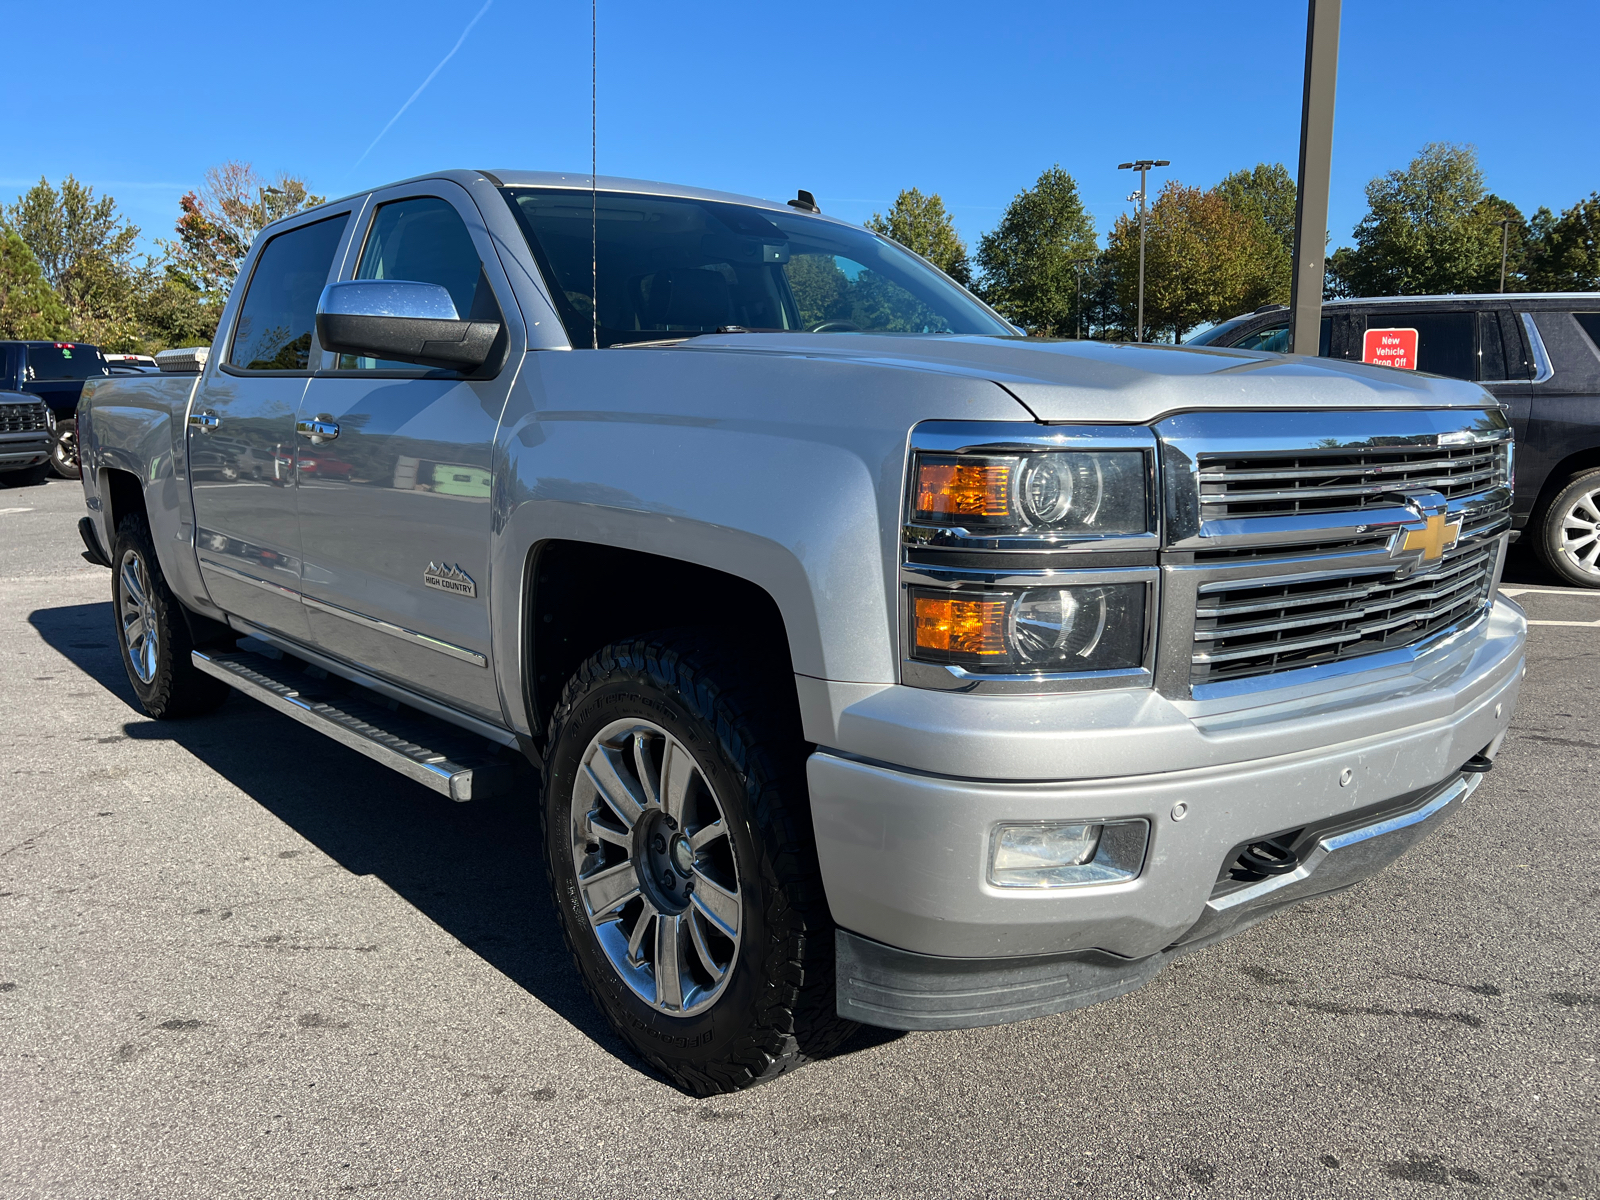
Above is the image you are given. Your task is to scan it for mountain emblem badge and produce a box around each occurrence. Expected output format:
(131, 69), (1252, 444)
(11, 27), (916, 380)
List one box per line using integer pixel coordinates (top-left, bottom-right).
(424, 562), (478, 598)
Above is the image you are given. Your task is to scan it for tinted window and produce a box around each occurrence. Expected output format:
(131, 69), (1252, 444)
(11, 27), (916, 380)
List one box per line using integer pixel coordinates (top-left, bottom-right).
(1478, 311), (1509, 380)
(228, 215), (349, 371)
(1363, 312), (1475, 379)
(340, 197), (490, 370)
(503, 188), (1009, 348)
(1575, 313), (1600, 353)
(26, 343), (108, 381)
(1204, 316), (1329, 355)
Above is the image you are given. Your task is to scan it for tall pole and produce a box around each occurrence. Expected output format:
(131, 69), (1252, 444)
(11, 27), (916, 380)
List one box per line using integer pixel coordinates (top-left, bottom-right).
(1118, 159), (1169, 343)
(1496, 218), (1511, 292)
(1289, 0), (1340, 355)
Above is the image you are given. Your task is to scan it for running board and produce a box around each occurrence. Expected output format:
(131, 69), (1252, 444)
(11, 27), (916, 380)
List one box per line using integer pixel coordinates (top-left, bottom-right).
(191, 646), (513, 802)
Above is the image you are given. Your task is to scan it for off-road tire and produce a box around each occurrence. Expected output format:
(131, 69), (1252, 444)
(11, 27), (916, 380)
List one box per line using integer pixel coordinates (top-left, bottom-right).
(111, 513), (232, 719)
(0, 463), (50, 488)
(50, 418), (80, 479)
(541, 632), (857, 1094)
(1535, 467), (1600, 589)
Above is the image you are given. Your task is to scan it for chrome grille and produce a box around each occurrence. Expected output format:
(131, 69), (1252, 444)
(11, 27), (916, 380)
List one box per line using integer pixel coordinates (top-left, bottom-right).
(1198, 441), (1508, 520)
(0, 402), (49, 434)
(1191, 531), (1499, 685)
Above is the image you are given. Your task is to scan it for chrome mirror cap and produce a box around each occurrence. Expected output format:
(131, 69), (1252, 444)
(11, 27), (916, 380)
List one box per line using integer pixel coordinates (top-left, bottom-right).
(316, 280), (460, 321)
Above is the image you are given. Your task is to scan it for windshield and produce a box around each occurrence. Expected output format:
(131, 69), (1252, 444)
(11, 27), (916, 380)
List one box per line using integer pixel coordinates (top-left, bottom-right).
(26, 343), (109, 381)
(502, 188), (1010, 348)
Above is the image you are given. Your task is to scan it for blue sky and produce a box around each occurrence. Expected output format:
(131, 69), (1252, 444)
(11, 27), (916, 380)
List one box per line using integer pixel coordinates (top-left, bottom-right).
(5, 0), (1596, 263)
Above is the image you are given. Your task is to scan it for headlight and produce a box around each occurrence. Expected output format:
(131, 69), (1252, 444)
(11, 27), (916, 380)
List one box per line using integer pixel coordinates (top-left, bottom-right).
(910, 582), (1147, 672)
(912, 450), (1149, 536)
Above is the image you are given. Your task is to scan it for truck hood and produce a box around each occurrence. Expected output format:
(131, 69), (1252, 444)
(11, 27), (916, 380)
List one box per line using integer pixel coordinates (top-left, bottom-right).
(673, 332), (1496, 423)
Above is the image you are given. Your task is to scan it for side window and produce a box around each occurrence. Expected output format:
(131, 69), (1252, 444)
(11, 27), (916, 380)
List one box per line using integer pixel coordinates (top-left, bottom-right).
(1478, 311), (1508, 381)
(228, 215), (349, 372)
(341, 197), (491, 370)
(1361, 312), (1474, 379)
(1575, 313), (1600, 354)
(1228, 317), (1328, 356)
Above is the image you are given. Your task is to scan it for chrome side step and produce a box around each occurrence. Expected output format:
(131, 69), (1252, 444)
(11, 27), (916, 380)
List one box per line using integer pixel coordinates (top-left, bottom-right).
(191, 646), (513, 802)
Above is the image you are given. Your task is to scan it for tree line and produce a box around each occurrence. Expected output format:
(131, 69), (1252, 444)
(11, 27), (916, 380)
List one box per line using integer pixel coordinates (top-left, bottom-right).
(2, 142), (1596, 351)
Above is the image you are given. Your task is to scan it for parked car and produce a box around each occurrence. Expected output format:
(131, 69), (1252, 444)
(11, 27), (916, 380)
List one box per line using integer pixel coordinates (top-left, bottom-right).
(76, 170), (1524, 1094)
(0, 391), (53, 487)
(0, 340), (110, 480)
(1189, 294), (1600, 587)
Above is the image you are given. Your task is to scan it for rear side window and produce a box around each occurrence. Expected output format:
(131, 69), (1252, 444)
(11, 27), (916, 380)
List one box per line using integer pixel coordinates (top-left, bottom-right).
(228, 215), (349, 371)
(26, 343), (108, 381)
(1575, 313), (1600, 352)
(340, 196), (490, 370)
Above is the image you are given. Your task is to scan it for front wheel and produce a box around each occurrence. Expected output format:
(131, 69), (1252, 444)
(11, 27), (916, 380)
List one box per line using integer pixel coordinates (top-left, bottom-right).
(1537, 468), (1600, 588)
(50, 419), (80, 479)
(111, 513), (232, 718)
(541, 633), (855, 1094)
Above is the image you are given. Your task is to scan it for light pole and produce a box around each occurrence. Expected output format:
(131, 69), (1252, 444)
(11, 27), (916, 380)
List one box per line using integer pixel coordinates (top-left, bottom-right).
(1117, 159), (1169, 342)
(1071, 259), (1093, 340)
(1495, 218), (1512, 293)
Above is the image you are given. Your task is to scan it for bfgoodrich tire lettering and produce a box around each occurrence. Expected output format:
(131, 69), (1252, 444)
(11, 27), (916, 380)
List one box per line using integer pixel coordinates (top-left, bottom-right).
(111, 513), (232, 719)
(541, 632), (856, 1094)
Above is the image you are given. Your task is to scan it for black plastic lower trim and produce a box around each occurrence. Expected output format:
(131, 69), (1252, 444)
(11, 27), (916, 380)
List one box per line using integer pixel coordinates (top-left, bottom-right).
(77, 516), (111, 568)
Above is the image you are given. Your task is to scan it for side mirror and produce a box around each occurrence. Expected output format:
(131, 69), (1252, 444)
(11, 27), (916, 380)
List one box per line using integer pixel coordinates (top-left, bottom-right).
(315, 280), (501, 372)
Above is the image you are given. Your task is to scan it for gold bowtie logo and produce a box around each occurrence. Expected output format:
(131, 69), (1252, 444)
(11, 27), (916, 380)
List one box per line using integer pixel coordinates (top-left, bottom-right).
(1398, 513), (1461, 563)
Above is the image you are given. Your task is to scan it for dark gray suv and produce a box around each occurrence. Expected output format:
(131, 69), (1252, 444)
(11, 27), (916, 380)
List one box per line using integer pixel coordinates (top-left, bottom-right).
(1190, 295), (1600, 587)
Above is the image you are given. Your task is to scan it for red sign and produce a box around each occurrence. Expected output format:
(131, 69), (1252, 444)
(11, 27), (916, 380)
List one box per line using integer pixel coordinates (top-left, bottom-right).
(1363, 327), (1419, 370)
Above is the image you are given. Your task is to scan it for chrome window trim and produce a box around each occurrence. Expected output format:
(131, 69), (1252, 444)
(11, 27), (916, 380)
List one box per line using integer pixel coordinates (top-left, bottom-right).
(1520, 312), (1555, 384)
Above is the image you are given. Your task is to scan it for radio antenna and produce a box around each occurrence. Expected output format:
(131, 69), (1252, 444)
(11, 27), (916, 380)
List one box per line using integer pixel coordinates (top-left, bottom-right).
(591, 0), (598, 350)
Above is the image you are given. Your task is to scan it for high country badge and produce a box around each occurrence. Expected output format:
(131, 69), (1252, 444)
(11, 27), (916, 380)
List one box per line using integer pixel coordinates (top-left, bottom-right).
(424, 562), (477, 598)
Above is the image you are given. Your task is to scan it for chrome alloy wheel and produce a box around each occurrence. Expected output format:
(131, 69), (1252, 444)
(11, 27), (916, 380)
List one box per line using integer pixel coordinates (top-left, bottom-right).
(1559, 487), (1600, 578)
(118, 549), (159, 684)
(570, 719), (742, 1016)
(52, 424), (79, 477)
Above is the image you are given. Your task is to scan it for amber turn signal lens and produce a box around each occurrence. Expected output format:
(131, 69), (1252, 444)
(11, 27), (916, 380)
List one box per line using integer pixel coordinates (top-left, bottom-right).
(914, 459), (1012, 523)
(913, 595), (1008, 657)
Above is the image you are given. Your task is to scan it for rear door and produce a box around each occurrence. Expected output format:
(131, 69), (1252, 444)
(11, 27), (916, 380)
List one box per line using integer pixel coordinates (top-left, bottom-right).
(1521, 307), (1600, 521)
(189, 210), (352, 640)
(294, 181), (521, 722)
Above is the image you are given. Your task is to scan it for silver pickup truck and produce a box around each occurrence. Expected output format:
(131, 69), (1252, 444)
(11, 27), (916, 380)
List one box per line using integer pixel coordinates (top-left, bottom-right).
(76, 169), (1525, 1095)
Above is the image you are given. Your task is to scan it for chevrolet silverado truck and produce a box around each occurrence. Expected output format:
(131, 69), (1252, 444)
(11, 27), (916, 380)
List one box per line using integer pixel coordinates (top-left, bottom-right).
(75, 170), (1525, 1095)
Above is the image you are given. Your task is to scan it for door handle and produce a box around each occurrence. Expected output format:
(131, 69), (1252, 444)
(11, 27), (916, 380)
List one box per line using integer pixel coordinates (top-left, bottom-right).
(296, 418), (340, 443)
(188, 410), (220, 433)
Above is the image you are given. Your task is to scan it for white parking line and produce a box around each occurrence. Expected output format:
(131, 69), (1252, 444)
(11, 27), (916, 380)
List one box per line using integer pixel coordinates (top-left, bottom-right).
(0, 507), (34, 516)
(1497, 585), (1600, 626)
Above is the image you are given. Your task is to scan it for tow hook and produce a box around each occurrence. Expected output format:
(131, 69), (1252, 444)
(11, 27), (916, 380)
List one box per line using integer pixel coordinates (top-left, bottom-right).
(1461, 753), (1494, 774)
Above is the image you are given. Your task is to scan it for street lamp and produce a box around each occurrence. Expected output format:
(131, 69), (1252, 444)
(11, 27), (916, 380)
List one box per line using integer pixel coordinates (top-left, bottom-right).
(1495, 218), (1512, 293)
(1071, 259), (1093, 340)
(1117, 159), (1169, 343)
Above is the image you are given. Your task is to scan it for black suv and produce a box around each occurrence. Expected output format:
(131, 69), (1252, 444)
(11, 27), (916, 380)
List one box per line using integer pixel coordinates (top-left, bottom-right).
(0, 340), (111, 480)
(1189, 295), (1600, 587)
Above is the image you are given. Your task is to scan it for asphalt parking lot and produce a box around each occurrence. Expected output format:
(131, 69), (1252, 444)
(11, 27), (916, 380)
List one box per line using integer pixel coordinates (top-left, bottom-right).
(2, 475), (1596, 1199)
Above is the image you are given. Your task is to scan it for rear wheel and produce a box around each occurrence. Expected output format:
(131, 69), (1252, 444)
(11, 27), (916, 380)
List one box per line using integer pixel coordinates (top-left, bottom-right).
(49, 419), (80, 479)
(1537, 468), (1600, 588)
(541, 632), (855, 1094)
(111, 513), (232, 718)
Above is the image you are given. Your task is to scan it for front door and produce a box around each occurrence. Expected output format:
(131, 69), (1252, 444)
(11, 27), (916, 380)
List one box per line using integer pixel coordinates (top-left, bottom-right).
(189, 211), (351, 641)
(295, 185), (519, 722)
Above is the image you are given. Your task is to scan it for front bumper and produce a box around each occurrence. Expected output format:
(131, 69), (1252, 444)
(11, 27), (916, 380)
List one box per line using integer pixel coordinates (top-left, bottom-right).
(809, 598), (1524, 1027)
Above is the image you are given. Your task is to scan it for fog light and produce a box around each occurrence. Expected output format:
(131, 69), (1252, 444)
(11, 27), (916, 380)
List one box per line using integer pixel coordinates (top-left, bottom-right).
(988, 819), (1149, 889)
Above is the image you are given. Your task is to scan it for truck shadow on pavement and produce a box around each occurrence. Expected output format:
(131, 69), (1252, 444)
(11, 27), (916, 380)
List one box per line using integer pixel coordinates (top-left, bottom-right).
(30, 600), (900, 1089)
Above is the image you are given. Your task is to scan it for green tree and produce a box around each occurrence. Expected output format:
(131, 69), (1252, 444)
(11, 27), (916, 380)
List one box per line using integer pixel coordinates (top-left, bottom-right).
(1216, 162), (1297, 260)
(3, 174), (144, 345)
(1105, 181), (1289, 342)
(866, 188), (972, 286)
(1325, 143), (1517, 297)
(1526, 193), (1600, 291)
(164, 161), (325, 295)
(974, 166), (1098, 336)
(0, 231), (71, 340)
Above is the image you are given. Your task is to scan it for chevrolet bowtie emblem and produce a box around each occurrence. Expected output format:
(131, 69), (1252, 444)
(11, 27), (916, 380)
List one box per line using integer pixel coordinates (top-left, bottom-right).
(1397, 513), (1461, 564)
